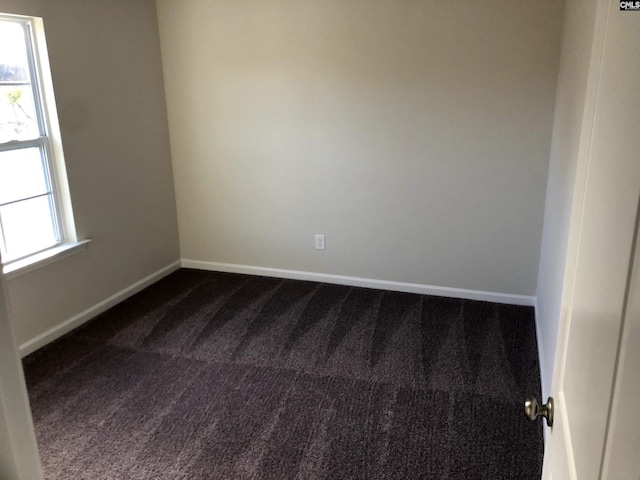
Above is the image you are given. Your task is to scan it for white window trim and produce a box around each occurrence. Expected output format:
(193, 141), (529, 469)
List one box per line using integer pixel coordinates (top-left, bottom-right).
(2, 238), (91, 279)
(0, 14), (87, 277)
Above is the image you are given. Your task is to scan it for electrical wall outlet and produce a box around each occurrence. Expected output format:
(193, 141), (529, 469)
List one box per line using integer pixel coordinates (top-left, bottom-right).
(315, 234), (326, 250)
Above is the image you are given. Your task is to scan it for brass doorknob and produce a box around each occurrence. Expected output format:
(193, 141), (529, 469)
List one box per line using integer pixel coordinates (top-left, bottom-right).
(524, 396), (554, 427)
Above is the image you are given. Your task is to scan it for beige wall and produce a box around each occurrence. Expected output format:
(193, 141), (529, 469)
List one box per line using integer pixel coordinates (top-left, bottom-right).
(157, 0), (564, 296)
(0, 0), (180, 345)
(535, 0), (599, 398)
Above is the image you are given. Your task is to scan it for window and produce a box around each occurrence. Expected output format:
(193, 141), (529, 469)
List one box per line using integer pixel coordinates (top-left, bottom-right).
(0, 14), (83, 275)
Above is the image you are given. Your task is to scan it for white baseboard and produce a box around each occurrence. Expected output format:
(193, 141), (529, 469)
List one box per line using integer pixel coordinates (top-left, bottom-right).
(19, 260), (181, 357)
(181, 259), (536, 307)
(19, 258), (536, 357)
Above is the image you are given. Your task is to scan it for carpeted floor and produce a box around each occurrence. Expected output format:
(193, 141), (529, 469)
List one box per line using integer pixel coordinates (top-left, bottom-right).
(23, 269), (544, 479)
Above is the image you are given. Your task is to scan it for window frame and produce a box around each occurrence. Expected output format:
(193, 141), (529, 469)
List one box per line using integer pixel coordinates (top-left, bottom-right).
(0, 13), (86, 277)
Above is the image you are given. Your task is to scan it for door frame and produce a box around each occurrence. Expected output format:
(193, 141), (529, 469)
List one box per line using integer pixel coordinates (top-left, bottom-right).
(0, 264), (43, 479)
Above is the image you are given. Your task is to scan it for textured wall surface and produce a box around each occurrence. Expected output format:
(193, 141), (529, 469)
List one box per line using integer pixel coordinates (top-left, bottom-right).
(0, 0), (180, 345)
(158, 0), (564, 296)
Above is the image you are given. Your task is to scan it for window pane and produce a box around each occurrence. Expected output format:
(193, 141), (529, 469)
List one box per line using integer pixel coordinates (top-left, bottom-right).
(0, 194), (58, 260)
(0, 20), (40, 142)
(0, 147), (49, 204)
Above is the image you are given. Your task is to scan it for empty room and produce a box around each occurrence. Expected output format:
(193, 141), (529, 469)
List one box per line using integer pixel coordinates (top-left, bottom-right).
(0, 0), (638, 479)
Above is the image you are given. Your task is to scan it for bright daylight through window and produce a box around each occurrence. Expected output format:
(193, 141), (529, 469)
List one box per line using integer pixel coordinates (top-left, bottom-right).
(0, 14), (80, 272)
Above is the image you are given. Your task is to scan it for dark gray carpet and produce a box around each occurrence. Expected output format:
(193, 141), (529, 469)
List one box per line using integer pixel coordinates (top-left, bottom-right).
(23, 269), (544, 479)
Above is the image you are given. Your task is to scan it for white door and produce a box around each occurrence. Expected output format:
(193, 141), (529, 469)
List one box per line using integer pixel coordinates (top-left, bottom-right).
(542, 1), (640, 478)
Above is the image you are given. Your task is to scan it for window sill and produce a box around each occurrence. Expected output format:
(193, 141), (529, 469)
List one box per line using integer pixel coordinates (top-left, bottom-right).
(2, 239), (92, 280)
